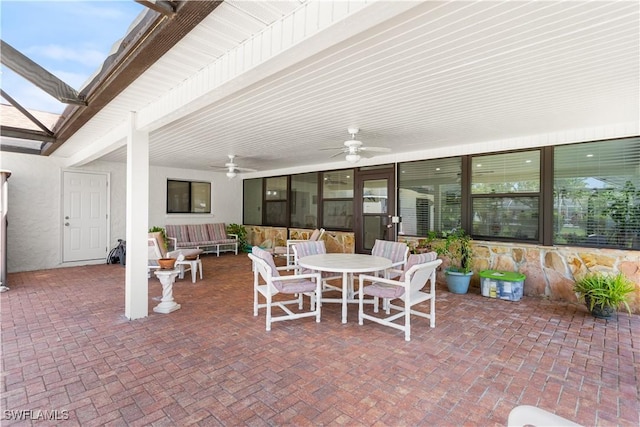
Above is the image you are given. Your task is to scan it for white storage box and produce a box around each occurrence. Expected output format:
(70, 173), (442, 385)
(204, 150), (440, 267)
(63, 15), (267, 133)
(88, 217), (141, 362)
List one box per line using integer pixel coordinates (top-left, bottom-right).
(480, 270), (525, 301)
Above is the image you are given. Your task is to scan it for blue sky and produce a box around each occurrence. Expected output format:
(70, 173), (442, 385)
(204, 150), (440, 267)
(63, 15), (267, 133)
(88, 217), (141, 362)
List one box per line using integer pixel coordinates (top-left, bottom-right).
(1, 0), (144, 114)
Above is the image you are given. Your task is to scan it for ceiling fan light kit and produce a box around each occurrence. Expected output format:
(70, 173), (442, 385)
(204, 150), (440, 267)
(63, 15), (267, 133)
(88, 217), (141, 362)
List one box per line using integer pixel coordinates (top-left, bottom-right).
(345, 153), (361, 163)
(323, 127), (391, 163)
(212, 155), (257, 178)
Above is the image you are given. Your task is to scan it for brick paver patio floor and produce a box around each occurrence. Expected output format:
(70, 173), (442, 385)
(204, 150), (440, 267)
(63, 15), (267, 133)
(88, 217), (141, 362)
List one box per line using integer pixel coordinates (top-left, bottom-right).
(2, 254), (639, 426)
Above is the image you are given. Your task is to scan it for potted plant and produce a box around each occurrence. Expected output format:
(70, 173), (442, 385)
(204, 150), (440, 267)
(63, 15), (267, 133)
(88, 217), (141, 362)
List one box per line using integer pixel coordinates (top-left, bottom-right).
(435, 228), (473, 294)
(573, 271), (635, 319)
(226, 223), (249, 252)
(409, 231), (438, 254)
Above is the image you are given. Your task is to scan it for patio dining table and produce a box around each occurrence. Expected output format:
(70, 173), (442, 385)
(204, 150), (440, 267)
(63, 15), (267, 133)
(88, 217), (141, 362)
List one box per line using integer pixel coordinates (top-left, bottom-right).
(298, 253), (392, 323)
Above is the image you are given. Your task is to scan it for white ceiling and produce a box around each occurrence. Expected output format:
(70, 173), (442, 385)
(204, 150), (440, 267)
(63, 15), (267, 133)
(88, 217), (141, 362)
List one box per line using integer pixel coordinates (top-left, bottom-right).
(54, 0), (639, 176)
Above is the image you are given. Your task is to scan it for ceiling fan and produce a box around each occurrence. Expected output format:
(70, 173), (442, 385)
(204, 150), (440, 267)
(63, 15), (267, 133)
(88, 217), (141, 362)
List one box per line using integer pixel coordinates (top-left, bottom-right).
(324, 128), (391, 163)
(212, 155), (257, 178)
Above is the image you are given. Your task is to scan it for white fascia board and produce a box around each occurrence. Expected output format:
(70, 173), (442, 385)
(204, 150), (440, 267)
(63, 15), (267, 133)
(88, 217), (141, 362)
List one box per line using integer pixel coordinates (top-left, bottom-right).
(62, 121), (128, 167)
(136, 0), (422, 132)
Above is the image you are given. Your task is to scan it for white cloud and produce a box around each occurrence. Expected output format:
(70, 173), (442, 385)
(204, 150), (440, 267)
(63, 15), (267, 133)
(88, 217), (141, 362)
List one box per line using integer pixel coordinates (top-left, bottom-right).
(28, 44), (106, 68)
(52, 70), (92, 90)
(8, 80), (66, 115)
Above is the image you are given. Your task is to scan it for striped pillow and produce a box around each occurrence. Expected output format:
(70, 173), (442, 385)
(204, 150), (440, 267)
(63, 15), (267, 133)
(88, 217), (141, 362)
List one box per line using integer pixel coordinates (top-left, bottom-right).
(400, 252), (438, 281)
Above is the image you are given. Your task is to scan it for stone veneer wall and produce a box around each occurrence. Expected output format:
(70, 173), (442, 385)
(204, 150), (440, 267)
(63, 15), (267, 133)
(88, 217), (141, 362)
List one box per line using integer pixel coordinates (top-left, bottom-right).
(245, 226), (355, 254)
(401, 237), (640, 314)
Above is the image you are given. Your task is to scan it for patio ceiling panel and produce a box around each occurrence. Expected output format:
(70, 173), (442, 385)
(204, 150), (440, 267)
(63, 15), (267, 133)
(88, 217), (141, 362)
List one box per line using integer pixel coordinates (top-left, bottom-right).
(111, 0), (636, 173)
(55, 1), (638, 175)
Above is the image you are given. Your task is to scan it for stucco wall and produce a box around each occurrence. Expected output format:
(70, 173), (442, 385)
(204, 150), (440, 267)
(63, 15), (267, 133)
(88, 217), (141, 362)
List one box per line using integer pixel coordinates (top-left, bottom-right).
(1, 152), (66, 272)
(149, 165), (242, 228)
(0, 152), (239, 273)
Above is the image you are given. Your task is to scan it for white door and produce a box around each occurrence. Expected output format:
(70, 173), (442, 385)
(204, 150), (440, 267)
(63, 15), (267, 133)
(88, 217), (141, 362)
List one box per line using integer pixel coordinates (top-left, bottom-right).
(63, 171), (108, 262)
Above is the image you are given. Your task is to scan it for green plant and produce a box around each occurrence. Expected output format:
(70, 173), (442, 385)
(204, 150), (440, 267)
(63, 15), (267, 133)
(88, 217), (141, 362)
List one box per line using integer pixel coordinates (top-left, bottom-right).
(409, 231), (438, 254)
(573, 271), (635, 314)
(434, 228), (473, 274)
(226, 223), (248, 250)
(148, 226), (168, 250)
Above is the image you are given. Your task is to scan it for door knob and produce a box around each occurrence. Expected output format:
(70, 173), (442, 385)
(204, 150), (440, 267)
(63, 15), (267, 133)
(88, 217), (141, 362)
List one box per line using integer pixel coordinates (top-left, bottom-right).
(65, 222), (70, 226)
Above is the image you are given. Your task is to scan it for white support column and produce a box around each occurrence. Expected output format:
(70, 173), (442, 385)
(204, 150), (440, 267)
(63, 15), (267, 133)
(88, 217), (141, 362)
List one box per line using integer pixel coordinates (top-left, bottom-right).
(125, 112), (149, 319)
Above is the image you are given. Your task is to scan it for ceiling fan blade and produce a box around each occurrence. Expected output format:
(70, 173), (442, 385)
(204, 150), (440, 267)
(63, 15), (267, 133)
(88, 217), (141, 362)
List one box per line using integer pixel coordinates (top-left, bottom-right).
(234, 167), (257, 172)
(329, 151), (345, 158)
(319, 147), (345, 151)
(360, 146), (391, 152)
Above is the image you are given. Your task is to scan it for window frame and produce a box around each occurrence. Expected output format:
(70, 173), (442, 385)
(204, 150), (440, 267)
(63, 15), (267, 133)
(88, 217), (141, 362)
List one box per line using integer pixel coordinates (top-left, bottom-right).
(166, 179), (211, 214)
(241, 137), (638, 250)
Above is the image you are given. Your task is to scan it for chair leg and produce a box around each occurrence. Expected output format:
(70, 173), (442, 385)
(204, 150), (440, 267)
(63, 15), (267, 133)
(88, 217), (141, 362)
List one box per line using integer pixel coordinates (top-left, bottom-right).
(266, 292), (272, 331)
(358, 286), (364, 325)
(404, 305), (411, 341)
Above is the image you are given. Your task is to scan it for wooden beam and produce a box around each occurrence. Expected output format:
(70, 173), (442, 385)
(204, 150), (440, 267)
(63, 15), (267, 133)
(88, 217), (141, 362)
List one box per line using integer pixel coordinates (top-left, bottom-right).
(0, 144), (41, 155)
(0, 125), (56, 143)
(0, 89), (54, 136)
(0, 40), (87, 106)
(135, 0), (176, 17)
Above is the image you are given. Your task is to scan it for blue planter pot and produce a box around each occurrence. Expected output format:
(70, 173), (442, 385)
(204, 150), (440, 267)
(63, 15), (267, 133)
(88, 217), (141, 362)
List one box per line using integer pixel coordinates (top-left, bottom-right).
(445, 270), (472, 294)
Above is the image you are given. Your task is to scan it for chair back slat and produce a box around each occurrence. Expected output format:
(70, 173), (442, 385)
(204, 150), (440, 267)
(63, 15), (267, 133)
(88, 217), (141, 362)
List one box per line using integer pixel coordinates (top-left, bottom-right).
(372, 240), (408, 264)
(292, 241), (326, 275)
(251, 246), (280, 278)
(400, 252), (437, 281)
(148, 237), (163, 261)
(406, 259), (442, 299)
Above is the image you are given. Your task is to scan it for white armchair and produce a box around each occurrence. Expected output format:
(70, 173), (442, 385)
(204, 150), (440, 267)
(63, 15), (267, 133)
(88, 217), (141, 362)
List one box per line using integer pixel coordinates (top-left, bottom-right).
(249, 246), (322, 331)
(273, 228), (325, 266)
(358, 252), (442, 341)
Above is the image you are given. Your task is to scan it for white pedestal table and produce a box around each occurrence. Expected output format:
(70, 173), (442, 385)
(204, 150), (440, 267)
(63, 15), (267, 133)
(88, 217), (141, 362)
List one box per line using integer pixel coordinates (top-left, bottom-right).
(153, 268), (181, 313)
(298, 253), (392, 323)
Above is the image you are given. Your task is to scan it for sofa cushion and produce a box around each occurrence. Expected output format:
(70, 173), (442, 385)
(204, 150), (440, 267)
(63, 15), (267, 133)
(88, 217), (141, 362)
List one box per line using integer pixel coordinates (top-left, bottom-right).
(166, 225), (190, 244)
(187, 224), (210, 243)
(206, 223), (227, 241)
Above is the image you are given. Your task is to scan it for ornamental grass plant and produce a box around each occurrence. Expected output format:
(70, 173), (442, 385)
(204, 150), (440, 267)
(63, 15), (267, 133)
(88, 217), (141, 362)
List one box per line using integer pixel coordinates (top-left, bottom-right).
(573, 271), (635, 314)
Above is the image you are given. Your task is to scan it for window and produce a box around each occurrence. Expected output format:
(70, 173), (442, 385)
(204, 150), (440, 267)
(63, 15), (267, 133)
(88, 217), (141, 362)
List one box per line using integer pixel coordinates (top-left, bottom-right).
(167, 179), (211, 213)
(398, 158), (461, 235)
(471, 151), (540, 240)
(243, 178), (263, 225)
(264, 176), (288, 226)
(291, 173), (318, 228)
(554, 138), (640, 249)
(322, 170), (354, 229)
(241, 136), (639, 250)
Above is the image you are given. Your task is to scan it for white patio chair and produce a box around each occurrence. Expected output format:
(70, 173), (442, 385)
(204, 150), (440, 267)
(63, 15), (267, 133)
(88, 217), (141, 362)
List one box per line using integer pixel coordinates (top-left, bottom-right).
(249, 246), (322, 331)
(507, 405), (583, 427)
(371, 239), (409, 279)
(370, 239), (409, 311)
(292, 240), (342, 301)
(273, 228), (325, 266)
(358, 252), (442, 341)
(148, 236), (202, 282)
